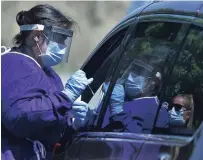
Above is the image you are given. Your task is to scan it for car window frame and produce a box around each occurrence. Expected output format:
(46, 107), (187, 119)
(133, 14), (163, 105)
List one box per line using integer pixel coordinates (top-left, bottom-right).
(96, 14), (195, 132)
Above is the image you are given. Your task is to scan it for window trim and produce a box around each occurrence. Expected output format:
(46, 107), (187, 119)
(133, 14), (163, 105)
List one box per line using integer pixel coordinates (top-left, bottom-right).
(139, 14), (195, 23)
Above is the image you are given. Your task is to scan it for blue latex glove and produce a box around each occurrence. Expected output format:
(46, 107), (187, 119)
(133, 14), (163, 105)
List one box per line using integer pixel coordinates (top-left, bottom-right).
(62, 70), (93, 102)
(103, 82), (125, 116)
(69, 101), (89, 130)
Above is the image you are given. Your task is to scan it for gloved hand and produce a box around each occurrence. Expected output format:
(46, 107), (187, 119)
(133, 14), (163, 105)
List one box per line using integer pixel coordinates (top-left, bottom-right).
(62, 70), (93, 103)
(103, 82), (125, 116)
(69, 101), (90, 131)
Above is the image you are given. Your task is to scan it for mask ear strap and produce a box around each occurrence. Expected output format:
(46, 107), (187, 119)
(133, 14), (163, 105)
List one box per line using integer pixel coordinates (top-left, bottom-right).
(20, 24), (45, 56)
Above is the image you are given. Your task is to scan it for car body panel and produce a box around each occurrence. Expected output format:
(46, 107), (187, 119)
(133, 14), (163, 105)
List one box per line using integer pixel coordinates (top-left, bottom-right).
(65, 123), (203, 160)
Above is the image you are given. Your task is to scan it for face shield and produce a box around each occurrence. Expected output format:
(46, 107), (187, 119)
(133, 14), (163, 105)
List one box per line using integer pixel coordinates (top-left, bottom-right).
(118, 59), (154, 84)
(121, 59), (154, 99)
(20, 24), (73, 66)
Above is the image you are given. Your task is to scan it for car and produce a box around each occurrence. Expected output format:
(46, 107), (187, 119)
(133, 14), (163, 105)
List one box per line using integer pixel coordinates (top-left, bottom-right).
(55, 1), (203, 160)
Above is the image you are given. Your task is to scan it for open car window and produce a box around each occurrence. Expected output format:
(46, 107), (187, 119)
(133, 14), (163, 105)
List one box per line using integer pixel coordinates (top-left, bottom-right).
(81, 27), (129, 103)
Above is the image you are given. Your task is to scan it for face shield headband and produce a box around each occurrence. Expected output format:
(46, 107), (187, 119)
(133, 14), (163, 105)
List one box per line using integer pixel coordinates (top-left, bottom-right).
(20, 24), (73, 64)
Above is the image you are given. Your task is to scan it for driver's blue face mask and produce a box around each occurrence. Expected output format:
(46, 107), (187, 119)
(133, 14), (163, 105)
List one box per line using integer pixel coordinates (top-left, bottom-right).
(168, 107), (185, 126)
(124, 72), (145, 99)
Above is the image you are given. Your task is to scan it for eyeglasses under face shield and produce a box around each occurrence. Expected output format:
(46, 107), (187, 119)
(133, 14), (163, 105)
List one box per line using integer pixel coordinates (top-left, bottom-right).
(20, 24), (73, 63)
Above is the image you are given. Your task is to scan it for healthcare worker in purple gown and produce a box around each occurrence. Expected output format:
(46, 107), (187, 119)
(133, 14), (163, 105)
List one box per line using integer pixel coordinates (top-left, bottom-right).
(1, 4), (94, 160)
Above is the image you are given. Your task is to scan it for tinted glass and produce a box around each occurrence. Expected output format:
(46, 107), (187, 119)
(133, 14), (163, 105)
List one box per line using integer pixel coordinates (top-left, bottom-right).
(105, 21), (187, 100)
(163, 26), (203, 130)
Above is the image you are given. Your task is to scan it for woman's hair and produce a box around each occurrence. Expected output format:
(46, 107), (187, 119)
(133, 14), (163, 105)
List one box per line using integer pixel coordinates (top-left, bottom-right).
(175, 94), (194, 129)
(13, 4), (78, 46)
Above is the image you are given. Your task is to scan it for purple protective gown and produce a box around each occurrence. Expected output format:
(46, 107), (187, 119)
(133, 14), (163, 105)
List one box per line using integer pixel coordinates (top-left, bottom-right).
(102, 96), (169, 133)
(1, 50), (72, 160)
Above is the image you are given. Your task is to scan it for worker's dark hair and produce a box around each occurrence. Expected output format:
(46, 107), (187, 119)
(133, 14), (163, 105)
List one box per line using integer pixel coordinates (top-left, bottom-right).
(13, 4), (77, 46)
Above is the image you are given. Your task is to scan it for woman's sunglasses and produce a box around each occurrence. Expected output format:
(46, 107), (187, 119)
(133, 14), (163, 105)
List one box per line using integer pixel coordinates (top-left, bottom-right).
(172, 104), (192, 112)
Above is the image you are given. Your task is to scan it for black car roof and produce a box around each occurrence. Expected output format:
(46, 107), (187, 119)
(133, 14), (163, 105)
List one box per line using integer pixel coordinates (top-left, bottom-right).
(122, 1), (203, 23)
(106, 1), (203, 40)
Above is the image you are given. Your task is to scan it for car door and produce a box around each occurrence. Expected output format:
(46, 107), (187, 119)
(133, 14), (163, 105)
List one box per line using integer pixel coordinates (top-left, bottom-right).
(63, 14), (203, 160)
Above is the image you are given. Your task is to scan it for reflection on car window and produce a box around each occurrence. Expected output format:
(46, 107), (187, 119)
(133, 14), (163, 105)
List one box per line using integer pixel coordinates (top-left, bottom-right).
(106, 21), (187, 99)
(100, 21), (195, 134)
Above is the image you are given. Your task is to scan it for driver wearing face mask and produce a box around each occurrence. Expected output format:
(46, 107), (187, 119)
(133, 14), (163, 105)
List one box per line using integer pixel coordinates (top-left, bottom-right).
(168, 95), (193, 128)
